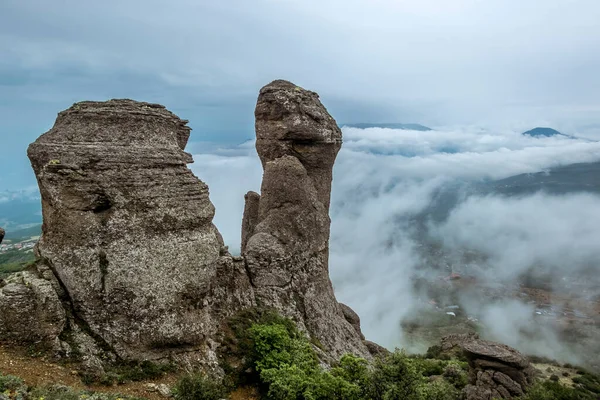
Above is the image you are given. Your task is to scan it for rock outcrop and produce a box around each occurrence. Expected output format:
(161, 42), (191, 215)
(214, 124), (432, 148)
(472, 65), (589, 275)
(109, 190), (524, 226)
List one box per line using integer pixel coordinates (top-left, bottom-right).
(0, 264), (66, 347)
(242, 80), (370, 359)
(240, 191), (260, 254)
(0, 227), (4, 245)
(455, 336), (535, 399)
(27, 99), (254, 362)
(2, 81), (373, 371)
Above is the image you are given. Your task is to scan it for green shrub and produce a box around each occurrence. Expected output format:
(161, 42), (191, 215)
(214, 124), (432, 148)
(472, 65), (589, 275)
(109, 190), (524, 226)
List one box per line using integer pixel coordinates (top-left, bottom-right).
(173, 374), (227, 400)
(237, 310), (465, 400)
(0, 373), (25, 392)
(249, 320), (362, 399)
(521, 381), (579, 400)
(521, 376), (600, 400)
(418, 380), (459, 400)
(441, 361), (468, 389)
(366, 351), (422, 400)
(572, 369), (600, 394)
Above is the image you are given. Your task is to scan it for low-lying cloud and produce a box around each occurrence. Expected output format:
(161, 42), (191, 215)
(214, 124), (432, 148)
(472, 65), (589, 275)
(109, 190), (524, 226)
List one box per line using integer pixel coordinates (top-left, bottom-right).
(191, 125), (600, 367)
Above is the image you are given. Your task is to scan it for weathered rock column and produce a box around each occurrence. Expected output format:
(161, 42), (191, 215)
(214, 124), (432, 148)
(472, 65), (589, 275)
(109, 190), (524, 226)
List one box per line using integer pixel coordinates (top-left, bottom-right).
(243, 80), (370, 359)
(27, 100), (246, 361)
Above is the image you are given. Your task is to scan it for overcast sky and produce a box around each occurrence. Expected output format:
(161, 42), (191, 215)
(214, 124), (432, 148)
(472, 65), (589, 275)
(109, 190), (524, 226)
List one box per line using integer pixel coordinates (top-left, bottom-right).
(2, 0), (600, 190)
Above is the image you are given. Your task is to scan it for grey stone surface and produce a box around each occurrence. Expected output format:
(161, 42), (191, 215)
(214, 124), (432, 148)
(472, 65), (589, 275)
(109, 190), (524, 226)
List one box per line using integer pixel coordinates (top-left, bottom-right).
(27, 99), (251, 361)
(245, 80), (369, 359)
(5, 82), (375, 370)
(241, 191), (260, 254)
(340, 302), (365, 340)
(457, 336), (534, 399)
(0, 266), (66, 345)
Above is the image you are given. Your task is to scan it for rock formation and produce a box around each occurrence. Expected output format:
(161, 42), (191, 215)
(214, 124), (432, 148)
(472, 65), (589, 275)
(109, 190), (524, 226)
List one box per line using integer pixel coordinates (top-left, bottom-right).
(0, 80), (373, 373)
(26, 99), (254, 364)
(0, 264), (66, 346)
(0, 227), (4, 245)
(242, 80), (370, 359)
(444, 334), (535, 399)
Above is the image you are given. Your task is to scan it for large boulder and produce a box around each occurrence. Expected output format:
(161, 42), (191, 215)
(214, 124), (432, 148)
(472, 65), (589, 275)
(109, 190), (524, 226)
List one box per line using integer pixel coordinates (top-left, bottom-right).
(243, 80), (370, 359)
(0, 264), (66, 347)
(457, 337), (535, 399)
(27, 99), (253, 361)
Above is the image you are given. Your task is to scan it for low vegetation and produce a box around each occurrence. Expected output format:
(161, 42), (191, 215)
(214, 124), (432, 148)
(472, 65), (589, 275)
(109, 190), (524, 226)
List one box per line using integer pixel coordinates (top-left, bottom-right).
(0, 250), (34, 277)
(173, 374), (227, 400)
(212, 309), (468, 400)
(3, 308), (599, 400)
(81, 360), (175, 386)
(0, 372), (143, 400)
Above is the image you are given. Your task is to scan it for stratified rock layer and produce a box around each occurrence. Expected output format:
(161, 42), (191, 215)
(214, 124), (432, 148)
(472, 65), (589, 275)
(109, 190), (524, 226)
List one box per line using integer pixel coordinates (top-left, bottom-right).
(27, 100), (252, 361)
(243, 80), (370, 359)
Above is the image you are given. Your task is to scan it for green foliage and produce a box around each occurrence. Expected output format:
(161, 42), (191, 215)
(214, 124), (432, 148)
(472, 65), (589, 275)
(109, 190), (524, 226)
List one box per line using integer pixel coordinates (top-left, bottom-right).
(0, 372), (25, 392)
(1, 377), (142, 400)
(366, 351), (422, 400)
(173, 374), (227, 400)
(521, 370), (600, 400)
(572, 369), (600, 394)
(219, 308), (307, 387)
(424, 345), (443, 360)
(417, 380), (459, 400)
(521, 381), (582, 400)
(0, 250), (35, 277)
(239, 311), (469, 400)
(249, 320), (362, 399)
(441, 361), (468, 389)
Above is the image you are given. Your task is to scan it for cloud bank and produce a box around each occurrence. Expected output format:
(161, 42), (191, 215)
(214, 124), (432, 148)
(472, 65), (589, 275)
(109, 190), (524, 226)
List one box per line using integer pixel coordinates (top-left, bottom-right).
(192, 125), (600, 367)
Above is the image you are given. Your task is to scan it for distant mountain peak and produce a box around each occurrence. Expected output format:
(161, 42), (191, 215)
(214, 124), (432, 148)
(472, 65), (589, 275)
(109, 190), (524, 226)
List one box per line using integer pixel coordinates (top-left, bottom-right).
(522, 127), (566, 137)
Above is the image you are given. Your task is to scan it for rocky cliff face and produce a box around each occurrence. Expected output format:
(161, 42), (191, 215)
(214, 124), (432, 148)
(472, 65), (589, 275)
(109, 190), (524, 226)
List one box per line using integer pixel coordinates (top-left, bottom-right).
(1, 81), (371, 372)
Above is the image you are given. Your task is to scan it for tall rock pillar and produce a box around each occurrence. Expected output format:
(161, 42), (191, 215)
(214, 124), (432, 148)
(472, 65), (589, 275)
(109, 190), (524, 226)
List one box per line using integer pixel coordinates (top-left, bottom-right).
(243, 80), (369, 359)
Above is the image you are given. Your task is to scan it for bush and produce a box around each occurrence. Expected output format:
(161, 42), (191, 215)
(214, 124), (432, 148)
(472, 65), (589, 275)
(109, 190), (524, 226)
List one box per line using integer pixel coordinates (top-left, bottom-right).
(521, 381), (579, 400)
(237, 310), (465, 400)
(418, 380), (459, 400)
(366, 351), (422, 400)
(441, 361), (469, 389)
(0, 373), (24, 392)
(249, 320), (362, 399)
(173, 374), (227, 400)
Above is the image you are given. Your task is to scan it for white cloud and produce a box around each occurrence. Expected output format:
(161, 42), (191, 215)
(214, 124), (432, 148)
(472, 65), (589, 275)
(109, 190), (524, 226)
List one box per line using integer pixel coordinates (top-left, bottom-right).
(191, 125), (600, 364)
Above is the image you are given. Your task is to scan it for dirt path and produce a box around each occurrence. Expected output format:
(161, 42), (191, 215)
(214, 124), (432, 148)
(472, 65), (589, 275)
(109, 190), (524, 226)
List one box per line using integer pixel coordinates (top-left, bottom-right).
(0, 344), (179, 400)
